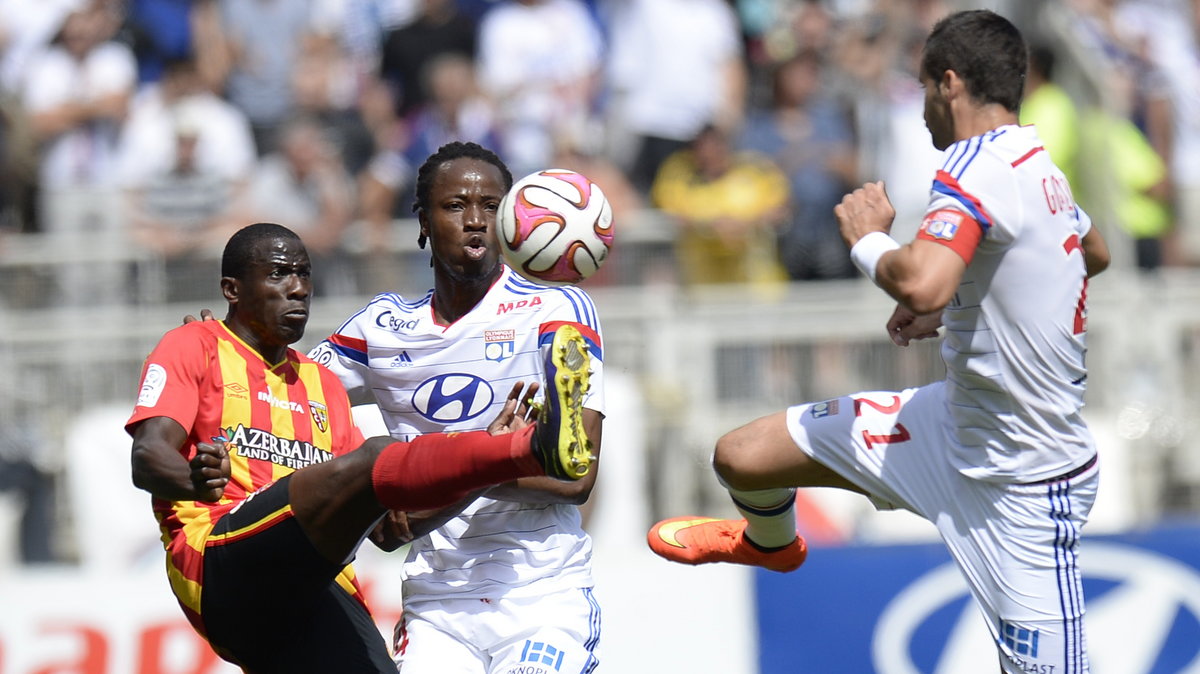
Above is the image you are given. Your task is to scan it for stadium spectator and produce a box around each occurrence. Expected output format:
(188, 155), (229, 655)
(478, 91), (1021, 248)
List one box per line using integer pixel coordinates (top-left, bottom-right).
(312, 0), (416, 80)
(606, 0), (746, 196)
(121, 104), (246, 302)
(128, 221), (594, 672)
(739, 50), (857, 281)
(308, 141), (606, 674)
(116, 56), (256, 195)
(1107, 0), (1200, 267)
(24, 1), (136, 303)
(242, 114), (357, 295)
(476, 0), (604, 178)
(650, 123), (789, 287)
(1019, 44), (1081, 188)
(0, 0), (82, 95)
(398, 53), (500, 194)
(211, 0), (315, 155)
(378, 0), (477, 118)
(649, 11), (1111, 674)
(122, 0), (223, 88)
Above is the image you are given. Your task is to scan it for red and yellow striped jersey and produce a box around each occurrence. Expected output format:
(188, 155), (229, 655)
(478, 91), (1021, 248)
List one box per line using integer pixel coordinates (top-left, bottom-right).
(126, 320), (367, 620)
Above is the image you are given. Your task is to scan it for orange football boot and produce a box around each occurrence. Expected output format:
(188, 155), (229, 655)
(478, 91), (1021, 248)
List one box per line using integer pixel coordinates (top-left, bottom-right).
(647, 516), (807, 573)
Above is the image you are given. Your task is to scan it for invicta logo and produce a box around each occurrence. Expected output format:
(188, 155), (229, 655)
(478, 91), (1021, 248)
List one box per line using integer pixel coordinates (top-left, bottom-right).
(222, 424), (334, 469)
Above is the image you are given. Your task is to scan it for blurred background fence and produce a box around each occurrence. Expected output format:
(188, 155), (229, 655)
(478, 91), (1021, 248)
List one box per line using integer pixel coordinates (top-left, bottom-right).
(0, 212), (1196, 564)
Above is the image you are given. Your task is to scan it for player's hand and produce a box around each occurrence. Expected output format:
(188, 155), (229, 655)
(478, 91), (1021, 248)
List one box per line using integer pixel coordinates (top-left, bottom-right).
(182, 308), (216, 325)
(190, 442), (230, 502)
(834, 181), (896, 248)
(487, 382), (541, 436)
(886, 304), (943, 346)
(369, 510), (413, 551)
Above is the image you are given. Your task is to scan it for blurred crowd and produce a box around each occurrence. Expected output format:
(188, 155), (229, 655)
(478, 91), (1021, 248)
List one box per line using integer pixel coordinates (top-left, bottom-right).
(0, 0), (1197, 305)
(0, 0), (1197, 564)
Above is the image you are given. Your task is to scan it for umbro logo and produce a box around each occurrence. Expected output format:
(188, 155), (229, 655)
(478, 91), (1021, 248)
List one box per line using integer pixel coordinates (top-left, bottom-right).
(390, 352), (414, 368)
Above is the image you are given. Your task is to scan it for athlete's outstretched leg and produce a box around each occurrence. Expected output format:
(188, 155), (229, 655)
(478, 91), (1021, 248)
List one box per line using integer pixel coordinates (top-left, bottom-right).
(291, 323), (594, 564)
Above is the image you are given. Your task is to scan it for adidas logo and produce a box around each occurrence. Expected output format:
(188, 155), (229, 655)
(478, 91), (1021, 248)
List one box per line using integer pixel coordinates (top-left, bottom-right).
(390, 352), (414, 368)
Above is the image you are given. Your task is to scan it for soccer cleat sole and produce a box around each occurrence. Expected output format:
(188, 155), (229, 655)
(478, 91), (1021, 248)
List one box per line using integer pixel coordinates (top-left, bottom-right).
(543, 325), (593, 480)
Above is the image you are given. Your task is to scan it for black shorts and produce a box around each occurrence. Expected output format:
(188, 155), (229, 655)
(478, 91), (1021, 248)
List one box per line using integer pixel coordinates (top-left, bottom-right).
(200, 475), (394, 673)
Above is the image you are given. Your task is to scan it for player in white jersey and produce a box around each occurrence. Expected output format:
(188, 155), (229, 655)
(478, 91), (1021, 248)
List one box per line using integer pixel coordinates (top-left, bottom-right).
(647, 11), (1111, 674)
(309, 142), (605, 674)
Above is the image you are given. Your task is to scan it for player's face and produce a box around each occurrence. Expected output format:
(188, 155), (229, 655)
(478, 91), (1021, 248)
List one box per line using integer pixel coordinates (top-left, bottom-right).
(226, 236), (312, 357)
(421, 158), (505, 284)
(921, 70), (955, 151)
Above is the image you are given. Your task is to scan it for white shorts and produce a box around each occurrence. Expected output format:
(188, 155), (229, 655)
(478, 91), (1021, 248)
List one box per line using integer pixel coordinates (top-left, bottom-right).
(785, 381), (1099, 674)
(394, 588), (601, 674)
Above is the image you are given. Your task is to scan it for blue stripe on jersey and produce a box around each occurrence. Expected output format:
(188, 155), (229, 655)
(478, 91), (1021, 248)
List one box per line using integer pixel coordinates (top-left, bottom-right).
(931, 180), (993, 230)
(330, 339), (368, 365)
(942, 128), (1010, 178)
(560, 286), (599, 329)
(505, 275), (601, 331)
(953, 138), (984, 179)
(538, 326), (604, 361)
(944, 137), (975, 175)
(378, 290), (432, 310)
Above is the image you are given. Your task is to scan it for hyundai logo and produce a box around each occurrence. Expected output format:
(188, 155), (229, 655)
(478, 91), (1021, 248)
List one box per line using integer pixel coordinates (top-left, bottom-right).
(411, 373), (494, 423)
(872, 542), (1200, 672)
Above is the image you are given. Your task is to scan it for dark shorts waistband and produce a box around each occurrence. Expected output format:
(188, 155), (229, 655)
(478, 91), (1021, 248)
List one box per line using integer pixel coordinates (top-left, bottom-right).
(1023, 453), (1098, 486)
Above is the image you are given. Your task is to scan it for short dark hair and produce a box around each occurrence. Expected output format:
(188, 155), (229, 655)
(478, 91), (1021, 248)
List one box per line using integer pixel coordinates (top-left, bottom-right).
(411, 141), (512, 249)
(921, 10), (1027, 112)
(222, 223), (301, 278)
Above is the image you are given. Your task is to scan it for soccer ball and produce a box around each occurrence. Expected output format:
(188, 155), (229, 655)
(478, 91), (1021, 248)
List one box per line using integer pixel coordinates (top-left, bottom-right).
(497, 169), (614, 286)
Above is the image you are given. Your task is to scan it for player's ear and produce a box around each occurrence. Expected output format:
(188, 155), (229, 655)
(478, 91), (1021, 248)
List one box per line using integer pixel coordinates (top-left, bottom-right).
(941, 70), (962, 98)
(220, 276), (239, 304)
(416, 210), (429, 250)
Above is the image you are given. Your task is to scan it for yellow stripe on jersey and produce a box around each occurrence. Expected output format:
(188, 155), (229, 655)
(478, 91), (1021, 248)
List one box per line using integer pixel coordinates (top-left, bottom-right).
(217, 338), (254, 491)
(334, 568), (358, 598)
(170, 508), (217, 614)
(296, 361), (334, 453)
(265, 362), (297, 483)
(168, 561), (205, 615)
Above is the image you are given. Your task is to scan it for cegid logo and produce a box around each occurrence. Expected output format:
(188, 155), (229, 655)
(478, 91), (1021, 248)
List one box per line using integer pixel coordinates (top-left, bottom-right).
(376, 311), (419, 332)
(872, 542), (1200, 672)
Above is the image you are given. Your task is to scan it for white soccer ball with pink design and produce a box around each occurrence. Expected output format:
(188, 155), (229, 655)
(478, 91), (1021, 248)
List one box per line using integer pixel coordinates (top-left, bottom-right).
(497, 169), (614, 286)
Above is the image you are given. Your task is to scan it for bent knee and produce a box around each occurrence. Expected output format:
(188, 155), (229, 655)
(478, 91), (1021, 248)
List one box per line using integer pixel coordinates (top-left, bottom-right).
(713, 429), (770, 490)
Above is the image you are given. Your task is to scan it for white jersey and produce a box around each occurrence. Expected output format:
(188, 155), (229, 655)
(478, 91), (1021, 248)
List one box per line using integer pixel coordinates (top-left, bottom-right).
(309, 266), (606, 602)
(921, 124), (1095, 482)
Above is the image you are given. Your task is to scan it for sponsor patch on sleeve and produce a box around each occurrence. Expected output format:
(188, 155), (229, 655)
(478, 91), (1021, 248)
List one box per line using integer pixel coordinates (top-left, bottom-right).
(917, 208), (983, 264)
(810, 399), (840, 418)
(137, 363), (167, 408)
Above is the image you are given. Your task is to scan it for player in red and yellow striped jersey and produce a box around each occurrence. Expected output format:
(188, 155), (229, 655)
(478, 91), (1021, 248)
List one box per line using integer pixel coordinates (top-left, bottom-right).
(126, 223), (595, 673)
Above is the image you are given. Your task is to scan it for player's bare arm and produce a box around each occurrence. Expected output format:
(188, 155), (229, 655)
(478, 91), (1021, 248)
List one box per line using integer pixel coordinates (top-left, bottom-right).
(875, 240), (966, 314)
(369, 491), (484, 550)
(1082, 226), (1111, 278)
(131, 416), (230, 502)
(835, 181), (967, 314)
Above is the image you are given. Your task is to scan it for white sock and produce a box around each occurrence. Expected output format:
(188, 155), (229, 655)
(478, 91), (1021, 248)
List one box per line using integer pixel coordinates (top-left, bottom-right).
(728, 486), (798, 549)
